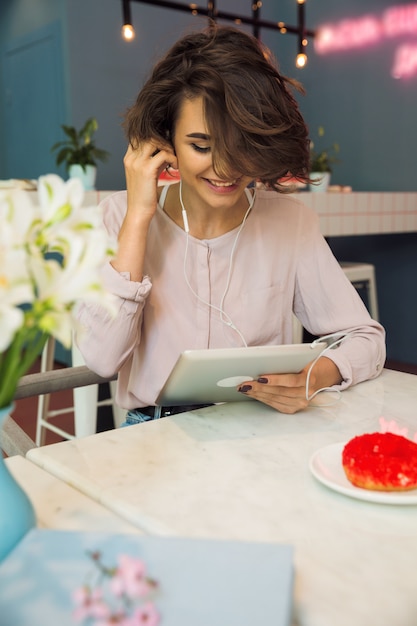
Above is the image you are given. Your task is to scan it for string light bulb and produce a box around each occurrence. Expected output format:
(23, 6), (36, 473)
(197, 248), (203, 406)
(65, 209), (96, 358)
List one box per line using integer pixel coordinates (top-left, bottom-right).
(296, 52), (307, 68)
(122, 0), (135, 41)
(122, 23), (135, 40)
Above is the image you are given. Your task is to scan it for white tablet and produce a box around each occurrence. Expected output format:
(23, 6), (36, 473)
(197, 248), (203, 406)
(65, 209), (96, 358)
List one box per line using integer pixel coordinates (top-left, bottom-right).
(156, 342), (327, 406)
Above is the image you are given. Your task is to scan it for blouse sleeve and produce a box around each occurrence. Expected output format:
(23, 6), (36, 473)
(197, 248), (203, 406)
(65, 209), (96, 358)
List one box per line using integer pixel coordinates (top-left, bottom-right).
(75, 193), (152, 379)
(292, 206), (386, 389)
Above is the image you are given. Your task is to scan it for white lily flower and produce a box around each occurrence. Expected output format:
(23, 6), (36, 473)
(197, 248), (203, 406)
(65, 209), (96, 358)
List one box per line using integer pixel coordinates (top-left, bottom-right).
(37, 309), (75, 349)
(0, 306), (24, 352)
(0, 188), (36, 246)
(0, 244), (33, 352)
(43, 206), (114, 258)
(0, 174), (116, 409)
(37, 174), (84, 224)
(31, 247), (99, 304)
(33, 177), (114, 260)
(0, 246), (33, 303)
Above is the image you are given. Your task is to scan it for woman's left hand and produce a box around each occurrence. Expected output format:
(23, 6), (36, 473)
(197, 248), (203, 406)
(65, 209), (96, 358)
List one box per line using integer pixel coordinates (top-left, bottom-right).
(237, 356), (342, 414)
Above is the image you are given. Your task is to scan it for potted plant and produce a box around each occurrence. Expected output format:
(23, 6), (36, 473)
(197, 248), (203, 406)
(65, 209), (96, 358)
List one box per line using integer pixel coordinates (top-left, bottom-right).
(309, 126), (340, 192)
(51, 117), (109, 190)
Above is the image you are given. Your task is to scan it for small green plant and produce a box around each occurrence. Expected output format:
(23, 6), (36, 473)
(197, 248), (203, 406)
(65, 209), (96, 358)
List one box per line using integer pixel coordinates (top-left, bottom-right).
(51, 118), (109, 172)
(309, 126), (340, 173)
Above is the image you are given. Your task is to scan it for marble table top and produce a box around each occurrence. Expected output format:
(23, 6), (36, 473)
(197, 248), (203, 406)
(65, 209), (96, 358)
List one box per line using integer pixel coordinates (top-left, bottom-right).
(6, 456), (141, 534)
(27, 369), (417, 626)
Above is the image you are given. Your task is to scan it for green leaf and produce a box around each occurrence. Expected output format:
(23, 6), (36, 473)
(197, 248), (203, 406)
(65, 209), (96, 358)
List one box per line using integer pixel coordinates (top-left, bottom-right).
(61, 125), (78, 143)
(50, 118), (109, 169)
(80, 118), (98, 142)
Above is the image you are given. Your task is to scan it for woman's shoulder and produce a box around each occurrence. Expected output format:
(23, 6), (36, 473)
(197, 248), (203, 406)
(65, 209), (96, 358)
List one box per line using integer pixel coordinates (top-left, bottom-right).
(254, 187), (315, 217)
(251, 188), (319, 239)
(99, 190), (127, 232)
(100, 190), (127, 212)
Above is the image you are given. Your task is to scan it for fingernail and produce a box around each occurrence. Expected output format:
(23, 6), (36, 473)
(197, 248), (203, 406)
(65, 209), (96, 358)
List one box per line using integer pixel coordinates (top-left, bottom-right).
(257, 377), (268, 384)
(238, 385), (252, 393)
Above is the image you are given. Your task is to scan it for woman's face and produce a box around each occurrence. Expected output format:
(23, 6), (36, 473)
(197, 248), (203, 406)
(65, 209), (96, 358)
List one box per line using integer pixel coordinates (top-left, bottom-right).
(172, 96), (253, 212)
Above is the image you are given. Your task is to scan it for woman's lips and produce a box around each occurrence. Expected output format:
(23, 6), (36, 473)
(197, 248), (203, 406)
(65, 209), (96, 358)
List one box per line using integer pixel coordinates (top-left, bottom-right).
(204, 177), (240, 192)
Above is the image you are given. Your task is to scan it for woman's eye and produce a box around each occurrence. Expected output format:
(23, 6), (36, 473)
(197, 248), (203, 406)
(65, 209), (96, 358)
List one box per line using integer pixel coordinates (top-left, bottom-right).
(191, 143), (211, 153)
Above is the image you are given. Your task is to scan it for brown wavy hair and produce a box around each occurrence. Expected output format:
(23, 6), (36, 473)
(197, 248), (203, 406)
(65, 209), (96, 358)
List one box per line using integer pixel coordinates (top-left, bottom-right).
(123, 25), (310, 191)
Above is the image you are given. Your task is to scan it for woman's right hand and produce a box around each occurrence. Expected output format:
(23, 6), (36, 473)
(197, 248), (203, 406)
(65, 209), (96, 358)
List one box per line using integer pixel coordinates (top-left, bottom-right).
(112, 141), (177, 281)
(123, 140), (178, 222)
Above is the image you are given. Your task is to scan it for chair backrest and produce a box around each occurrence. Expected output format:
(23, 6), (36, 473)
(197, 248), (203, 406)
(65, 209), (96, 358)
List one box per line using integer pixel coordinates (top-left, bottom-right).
(1, 367), (117, 457)
(1, 416), (36, 458)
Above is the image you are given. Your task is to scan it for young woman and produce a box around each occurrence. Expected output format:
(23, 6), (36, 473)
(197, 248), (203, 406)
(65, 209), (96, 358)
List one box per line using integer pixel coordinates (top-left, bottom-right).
(76, 26), (385, 422)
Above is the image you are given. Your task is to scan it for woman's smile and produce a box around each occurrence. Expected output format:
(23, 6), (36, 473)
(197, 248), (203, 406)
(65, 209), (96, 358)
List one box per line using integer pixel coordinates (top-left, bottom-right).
(203, 177), (241, 192)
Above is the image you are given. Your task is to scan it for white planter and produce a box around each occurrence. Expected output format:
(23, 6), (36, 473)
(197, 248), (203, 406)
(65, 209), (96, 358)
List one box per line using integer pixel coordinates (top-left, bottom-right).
(68, 164), (97, 190)
(309, 171), (331, 192)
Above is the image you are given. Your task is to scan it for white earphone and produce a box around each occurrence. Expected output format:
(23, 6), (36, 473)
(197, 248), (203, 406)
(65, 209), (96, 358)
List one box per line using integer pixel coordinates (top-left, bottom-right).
(305, 331), (355, 402)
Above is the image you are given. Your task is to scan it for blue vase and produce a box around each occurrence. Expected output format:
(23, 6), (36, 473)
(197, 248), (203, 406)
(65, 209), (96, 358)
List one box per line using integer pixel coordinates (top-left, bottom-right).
(68, 163), (97, 190)
(0, 404), (36, 562)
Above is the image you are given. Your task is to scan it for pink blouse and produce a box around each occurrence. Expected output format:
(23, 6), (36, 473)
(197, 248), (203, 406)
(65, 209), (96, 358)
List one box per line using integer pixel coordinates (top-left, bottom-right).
(76, 186), (385, 409)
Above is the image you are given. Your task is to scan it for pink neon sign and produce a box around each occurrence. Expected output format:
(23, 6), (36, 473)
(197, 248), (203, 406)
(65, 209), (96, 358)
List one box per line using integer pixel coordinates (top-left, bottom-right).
(383, 5), (417, 38)
(315, 16), (382, 54)
(392, 43), (417, 78)
(315, 3), (417, 78)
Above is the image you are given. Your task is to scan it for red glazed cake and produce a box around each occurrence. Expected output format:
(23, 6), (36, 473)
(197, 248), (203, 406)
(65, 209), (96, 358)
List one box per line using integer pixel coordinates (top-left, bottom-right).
(342, 432), (417, 492)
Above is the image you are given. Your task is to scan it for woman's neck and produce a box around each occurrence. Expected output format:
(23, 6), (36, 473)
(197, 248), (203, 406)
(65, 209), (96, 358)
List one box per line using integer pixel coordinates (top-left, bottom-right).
(163, 182), (254, 239)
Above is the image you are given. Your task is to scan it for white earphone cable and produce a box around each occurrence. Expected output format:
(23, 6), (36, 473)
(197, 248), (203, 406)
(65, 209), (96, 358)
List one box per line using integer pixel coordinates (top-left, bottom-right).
(305, 331), (355, 404)
(180, 180), (255, 347)
(179, 181), (355, 405)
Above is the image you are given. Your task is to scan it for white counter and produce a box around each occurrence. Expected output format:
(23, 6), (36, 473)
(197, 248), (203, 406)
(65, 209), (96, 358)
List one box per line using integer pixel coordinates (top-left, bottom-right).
(295, 191), (417, 236)
(86, 190), (417, 237)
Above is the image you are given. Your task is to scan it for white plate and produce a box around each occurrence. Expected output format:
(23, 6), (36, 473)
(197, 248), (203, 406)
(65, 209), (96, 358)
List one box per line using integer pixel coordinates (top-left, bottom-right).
(309, 442), (417, 505)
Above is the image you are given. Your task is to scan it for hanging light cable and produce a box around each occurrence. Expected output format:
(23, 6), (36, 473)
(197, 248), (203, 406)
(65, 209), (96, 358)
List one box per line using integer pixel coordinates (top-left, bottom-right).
(252, 1), (262, 40)
(120, 0), (314, 60)
(295, 0), (308, 68)
(122, 0), (135, 41)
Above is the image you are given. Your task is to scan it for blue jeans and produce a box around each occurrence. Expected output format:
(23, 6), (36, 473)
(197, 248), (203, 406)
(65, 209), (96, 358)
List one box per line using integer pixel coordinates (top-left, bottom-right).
(120, 404), (213, 427)
(120, 409), (154, 427)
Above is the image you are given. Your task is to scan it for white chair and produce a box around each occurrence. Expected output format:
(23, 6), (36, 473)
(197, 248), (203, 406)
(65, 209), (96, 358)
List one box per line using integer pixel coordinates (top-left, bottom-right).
(35, 338), (126, 446)
(291, 261), (379, 344)
(339, 262), (379, 321)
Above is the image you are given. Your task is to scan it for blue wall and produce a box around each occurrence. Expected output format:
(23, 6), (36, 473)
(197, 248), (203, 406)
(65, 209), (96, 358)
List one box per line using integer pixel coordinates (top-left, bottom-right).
(2, 0), (417, 192)
(326, 232), (417, 364)
(1, 0), (416, 364)
(296, 0), (417, 193)
(294, 0), (417, 365)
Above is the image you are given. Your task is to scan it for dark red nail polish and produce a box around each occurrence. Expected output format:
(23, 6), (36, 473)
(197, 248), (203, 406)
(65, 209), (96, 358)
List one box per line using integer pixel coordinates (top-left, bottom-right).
(257, 377), (268, 384)
(238, 385), (252, 393)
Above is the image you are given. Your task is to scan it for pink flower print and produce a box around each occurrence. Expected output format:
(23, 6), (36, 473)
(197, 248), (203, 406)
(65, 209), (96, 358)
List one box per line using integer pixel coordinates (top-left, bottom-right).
(93, 605), (159, 626)
(72, 585), (111, 622)
(130, 602), (160, 626)
(72, 552), (160, 625)
(110, 555), (154, 599)
(94, 612), (132, 626)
